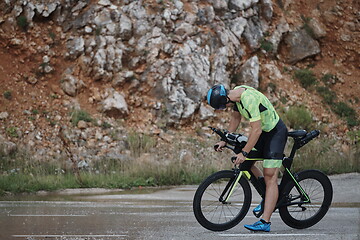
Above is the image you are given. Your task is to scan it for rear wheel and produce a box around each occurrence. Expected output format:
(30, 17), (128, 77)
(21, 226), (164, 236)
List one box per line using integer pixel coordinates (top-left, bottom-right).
(279, 170), (333, 229)
(193, 170), (252, 231)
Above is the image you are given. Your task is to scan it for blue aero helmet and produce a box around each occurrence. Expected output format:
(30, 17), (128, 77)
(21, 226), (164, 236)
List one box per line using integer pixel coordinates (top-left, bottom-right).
(207, 84), (229, 110)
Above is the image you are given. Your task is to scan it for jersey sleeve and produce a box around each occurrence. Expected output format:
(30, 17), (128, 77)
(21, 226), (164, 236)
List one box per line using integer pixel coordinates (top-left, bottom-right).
(233, 104), (239, 112)
(242, 92), (261, 122)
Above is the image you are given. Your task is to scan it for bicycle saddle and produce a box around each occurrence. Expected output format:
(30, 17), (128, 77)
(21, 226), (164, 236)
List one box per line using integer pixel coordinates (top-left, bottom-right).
(288, 130), (307, 138)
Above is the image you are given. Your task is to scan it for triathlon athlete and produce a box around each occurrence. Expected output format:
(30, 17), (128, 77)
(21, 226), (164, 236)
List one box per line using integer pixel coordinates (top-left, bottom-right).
(206, 84), (288, 232)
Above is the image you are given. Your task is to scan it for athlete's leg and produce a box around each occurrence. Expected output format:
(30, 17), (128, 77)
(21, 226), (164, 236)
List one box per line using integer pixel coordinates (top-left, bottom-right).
(245, 119), (287, 231)
(262, 167), (279, 222)
(261, 119), (287, 222)
(251, 163), (263, 179)
(245, 164), (278, 232)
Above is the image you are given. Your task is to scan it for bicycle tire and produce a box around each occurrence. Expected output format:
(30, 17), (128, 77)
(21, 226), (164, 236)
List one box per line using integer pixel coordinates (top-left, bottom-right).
(279, 169), (333, 229)
(193, 170), (252, 231)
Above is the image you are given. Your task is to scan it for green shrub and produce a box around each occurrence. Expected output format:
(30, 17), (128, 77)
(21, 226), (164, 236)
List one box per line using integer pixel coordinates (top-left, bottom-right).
(95, 25), (102, 36)
(3, 91), (12, 100)
(294, 69), (317, 89)
(260, 39), (273, 52)
(49, 31), (56, 41)
(306, 63), (316, 69)
(17, 16), (28, 31)
(31, 109), (39, 115)
(280, 96), (288, 104)
(321, 73), (338, 85)
(346, 118), (359, 128)
(332, 102), (355, 117)
(6, 127), (18, 138)
(268, 82), (277, 92)
(300, 15), (316, 39)
(332, 102), (358, 127)
(316, 86), (337, 104)
(70, 109), (93, 126)
(347, 130), (360, 143)
(285, 106), (313, 130)
(101, 121), (112, 129)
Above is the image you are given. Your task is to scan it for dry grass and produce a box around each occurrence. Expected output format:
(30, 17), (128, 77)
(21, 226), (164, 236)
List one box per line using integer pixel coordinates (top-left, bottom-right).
(286, 137), (359, 174)
(0, 132), (358, 195)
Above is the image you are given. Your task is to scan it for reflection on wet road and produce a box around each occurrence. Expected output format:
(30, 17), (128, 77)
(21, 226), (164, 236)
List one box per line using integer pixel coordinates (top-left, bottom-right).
(0, 192), (198, 240)
(0, 174), (359, 240)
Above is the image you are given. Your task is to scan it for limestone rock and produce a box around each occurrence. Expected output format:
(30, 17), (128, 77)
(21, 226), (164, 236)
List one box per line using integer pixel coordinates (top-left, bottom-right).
(25, 75), (38, 85)
(199, 104), (215, 121)
(229, 0), (259, 11)
(196, 6), (215, 25)
(308, 18), (327, 39)
(208, 0), (228, 12)
(174, 22), (196, 41)
(236, 56), (260, 88)
(98, 0), (111, 7)
(77, 120), (87, 129)
(243, 16), (264, 51)
(66, 36), (84, 59)
(119, 14), (132, 40)
(0, 112), (9, 120)
(101, 89), (129, 117)
(229, 17), (247, 40)
(260, 0), (273, 21)
(284, 29), (321, 64)
(60, 74), (84, 97)
(269, 17), (289, 55)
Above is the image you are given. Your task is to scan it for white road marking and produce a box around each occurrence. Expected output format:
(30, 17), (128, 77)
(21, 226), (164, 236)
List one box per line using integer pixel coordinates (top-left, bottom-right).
(13, 234), (127, 238)
(219, 233), (328, 237)
(9, 214), (87, 217)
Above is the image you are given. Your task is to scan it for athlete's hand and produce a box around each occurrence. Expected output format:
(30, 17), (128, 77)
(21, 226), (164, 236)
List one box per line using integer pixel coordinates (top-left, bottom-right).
(234, 153), (246, 166)
(214, 141), (226, 152)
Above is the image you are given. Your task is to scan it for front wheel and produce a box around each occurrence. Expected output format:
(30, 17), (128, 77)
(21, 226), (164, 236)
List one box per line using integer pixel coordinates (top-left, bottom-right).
(193, 170), (252, 231)
(279, 170), (333, 229)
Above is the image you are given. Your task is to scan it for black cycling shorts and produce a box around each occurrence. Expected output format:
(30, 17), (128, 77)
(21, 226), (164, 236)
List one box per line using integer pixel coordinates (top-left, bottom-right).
(253, 119), (288, 160)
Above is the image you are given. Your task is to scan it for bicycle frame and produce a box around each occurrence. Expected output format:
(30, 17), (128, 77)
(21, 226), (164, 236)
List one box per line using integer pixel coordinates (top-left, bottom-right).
(221, 138), (311, 209)
(194, 127), (327, 231)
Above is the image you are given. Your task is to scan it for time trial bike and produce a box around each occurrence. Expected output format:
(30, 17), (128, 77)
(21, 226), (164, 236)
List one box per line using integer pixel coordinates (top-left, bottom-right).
(193, 127), (333, 231)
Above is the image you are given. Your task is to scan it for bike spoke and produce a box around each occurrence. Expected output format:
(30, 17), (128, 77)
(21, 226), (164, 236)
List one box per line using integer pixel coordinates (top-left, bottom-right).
(286, 177), (325, 221)
(194, 171), (252, 231)
(202, 186), (244, 223)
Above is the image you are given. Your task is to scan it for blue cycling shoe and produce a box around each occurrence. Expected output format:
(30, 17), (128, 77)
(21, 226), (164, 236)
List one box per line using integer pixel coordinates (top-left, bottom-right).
(253, 202), (262, 213)
(253, 200), (263, 217)
(244, 219), (271, 232)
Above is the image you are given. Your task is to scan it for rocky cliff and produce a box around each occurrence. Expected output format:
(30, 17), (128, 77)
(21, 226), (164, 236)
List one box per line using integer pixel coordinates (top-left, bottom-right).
(0, 0), (359, 166)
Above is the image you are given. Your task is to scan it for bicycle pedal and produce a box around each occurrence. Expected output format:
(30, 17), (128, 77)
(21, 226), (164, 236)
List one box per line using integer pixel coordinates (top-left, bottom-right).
(253, 210), (263, 218)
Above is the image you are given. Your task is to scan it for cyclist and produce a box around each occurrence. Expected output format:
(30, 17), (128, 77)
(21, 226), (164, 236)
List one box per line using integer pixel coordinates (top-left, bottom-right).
(206, 84), (288, 232)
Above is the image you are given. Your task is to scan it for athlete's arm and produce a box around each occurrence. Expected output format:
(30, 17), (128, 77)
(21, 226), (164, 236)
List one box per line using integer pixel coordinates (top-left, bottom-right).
(242, 120), (262, 153)
(234, 120), (262, 165)
(215, 111), (242, 152)
(228, 111), (241, 132)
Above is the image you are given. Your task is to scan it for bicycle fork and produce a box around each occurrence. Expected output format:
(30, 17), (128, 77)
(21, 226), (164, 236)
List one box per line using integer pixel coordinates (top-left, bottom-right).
(219, 169), (251, 203)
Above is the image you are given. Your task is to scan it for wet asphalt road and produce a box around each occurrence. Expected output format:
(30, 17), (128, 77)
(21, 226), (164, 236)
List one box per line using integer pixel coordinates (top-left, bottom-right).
(0, 173), (359, 240)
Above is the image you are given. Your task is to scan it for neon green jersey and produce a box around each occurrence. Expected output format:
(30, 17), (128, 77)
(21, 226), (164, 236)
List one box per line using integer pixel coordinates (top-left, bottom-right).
(234, 85), (279, 132)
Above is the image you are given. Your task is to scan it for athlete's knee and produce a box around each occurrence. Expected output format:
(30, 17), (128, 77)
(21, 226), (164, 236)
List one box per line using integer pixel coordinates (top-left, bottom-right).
(263, 169), (278, 183)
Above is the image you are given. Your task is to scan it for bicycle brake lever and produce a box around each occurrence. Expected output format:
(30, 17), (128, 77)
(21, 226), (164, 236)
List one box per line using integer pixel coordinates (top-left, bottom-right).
(225, 145), (235, 151)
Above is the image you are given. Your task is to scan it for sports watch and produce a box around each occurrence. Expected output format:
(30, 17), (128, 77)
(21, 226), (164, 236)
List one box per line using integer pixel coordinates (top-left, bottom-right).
(241, 150), (249, 157)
